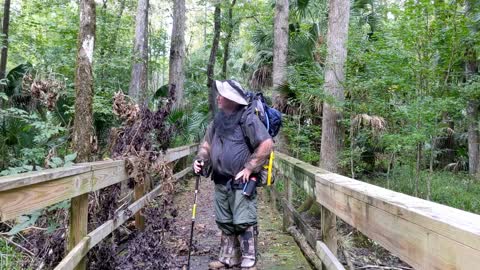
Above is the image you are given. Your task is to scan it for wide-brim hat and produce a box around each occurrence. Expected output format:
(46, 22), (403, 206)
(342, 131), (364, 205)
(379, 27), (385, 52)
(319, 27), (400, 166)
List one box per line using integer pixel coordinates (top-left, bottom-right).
(215, 80), (248, 105)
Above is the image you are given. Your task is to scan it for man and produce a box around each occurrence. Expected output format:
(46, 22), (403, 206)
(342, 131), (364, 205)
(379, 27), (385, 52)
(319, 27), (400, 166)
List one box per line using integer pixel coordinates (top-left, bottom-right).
(193, 80), (273, 270)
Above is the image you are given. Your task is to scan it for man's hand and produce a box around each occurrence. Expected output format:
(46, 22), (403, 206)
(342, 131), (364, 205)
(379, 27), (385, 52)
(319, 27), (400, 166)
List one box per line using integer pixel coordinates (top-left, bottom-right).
(193, 160), (204, 175)
(235, 167), (253, 183)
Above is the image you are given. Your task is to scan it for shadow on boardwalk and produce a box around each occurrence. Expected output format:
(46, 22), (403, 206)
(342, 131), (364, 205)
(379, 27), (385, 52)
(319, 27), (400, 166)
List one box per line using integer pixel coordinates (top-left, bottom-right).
(167, 176), (313, 270)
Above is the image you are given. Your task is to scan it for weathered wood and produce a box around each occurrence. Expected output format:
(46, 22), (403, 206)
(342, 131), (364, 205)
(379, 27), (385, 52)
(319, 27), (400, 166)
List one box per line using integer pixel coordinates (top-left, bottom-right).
(283, 175), (293, 231)
(55, 169), (185, 270)
(0, 171), (94, 221)
(316, 241), (345, 270)
(316, 178), (480, 269)
(134, 181), (145, 231)
(163, 144), (198, 163)
(68, 194), (88, 270)
(288, 226), (324, 270)
(321, 205), (337, 258)
(0, 144), (196, 195)
(278, 154), (480, 270)
(274, 152), (323, 196)
(0, 165), (90, 192)
(0, 145), (197, 222)
(0, 165), (130, 221)
(174, 167), (191, 181)
(281, 196), (320, 249)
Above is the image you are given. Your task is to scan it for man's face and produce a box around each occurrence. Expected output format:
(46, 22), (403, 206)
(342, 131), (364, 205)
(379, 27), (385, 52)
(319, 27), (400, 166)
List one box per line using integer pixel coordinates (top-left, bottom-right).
(216, 91), (237, 111)
(216, 91), (225, 109)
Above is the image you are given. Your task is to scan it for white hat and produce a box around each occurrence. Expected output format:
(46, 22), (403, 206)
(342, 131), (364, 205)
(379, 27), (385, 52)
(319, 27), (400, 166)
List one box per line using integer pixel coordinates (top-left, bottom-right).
(215, 80), (248, 105)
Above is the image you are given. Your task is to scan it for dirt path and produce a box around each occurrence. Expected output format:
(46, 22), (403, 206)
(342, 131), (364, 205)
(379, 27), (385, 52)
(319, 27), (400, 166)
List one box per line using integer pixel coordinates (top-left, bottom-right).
(166, 176), (313, 270)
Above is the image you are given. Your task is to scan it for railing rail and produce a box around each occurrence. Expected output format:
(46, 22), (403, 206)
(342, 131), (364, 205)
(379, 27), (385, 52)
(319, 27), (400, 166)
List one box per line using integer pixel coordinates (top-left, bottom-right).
(274, 152), (480, 270)
(0, 144), (198, 270)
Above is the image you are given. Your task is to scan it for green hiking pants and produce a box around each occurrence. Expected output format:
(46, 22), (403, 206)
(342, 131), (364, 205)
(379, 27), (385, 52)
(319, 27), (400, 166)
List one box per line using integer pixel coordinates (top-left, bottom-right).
(214, 184), (257, 235)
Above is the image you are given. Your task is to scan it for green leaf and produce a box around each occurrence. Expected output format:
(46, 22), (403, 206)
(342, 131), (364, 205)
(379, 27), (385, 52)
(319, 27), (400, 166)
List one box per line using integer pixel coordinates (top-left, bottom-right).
(64, 153), (77, 163)
(7, 210), (41, 235)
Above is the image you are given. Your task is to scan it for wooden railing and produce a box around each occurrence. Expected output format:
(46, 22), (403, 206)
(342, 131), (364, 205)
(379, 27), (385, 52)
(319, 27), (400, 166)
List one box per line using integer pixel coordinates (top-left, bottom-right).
(0, 144), (198, 270)
(273, 152), (480, 270)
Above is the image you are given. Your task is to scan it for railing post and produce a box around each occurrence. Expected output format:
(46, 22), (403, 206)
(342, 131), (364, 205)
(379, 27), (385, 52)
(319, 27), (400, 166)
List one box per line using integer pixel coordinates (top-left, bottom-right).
(68, 194), (89, 270)
(283, 175), (293, 231)
(134, 181), (145, 231)
(321, 205), (337, 258)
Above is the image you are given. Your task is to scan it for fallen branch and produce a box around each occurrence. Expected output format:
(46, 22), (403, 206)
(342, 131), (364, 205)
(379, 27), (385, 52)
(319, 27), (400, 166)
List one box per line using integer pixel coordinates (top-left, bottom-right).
(287, 226), (323, 270)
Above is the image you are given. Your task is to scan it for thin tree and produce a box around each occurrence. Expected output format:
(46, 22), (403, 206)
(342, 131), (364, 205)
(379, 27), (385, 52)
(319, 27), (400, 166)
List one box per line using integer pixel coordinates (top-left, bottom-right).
(0, 0), (10, 80)
(272, 0), (289, 109)
(71, 1), (96, 269)
(320, 0), (350, 173)
(129, 0), (149, 106)
(319, 0), (350, 257)
(466, 0), (479, 176)
(222, 0), (237, 79)
(169, 0), (186, 107)
(207, 5), (221, 115)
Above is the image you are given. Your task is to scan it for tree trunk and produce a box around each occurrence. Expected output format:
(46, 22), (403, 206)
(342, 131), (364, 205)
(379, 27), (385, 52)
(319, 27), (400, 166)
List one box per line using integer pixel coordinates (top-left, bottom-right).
(129, 0), (149, 106)
(169, 0), (186, 108)
(468, 100), (479, 175)
(272, 0), (289, 109)
(73, 0), (96, 163)
(222, 0), (237, 79)
(71, 1), (96, 268)
(207, 5), (221, 115)
(0, 0), (10, 80)
(415, 142), (422, 197)
(320, 0), (350, 173)
(466, 0), (479, 176)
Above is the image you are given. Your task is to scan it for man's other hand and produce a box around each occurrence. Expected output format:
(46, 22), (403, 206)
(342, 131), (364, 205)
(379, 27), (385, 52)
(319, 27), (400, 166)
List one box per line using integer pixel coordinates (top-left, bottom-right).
(235, 167), (253, 183)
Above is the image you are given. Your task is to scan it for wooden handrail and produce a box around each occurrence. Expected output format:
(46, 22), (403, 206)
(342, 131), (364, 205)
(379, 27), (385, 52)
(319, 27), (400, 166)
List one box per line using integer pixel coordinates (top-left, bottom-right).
(0, 144), (198, 221)
(54, 167), (191, 270)
(274, 152), (480, 270)
(0, 144), (198, 270)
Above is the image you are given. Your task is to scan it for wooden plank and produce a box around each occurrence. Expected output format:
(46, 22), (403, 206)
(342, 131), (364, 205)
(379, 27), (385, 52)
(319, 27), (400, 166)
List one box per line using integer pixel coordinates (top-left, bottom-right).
(134, 181), (145, 231)
(274, 152), (322, 196)
(0, 143), (195, 194)
(0, 165), (128, 221)
(281, 196), (320, 249)
(55, 169), (184, 270)
(278, 155), (480, 254)
(321, 205), (337, 258)
(68, 194), (88, 270)
(316, 241), (345, 270)
(0, 171), (93, 221)
(288, 226), (324, 270)
(163, 144), (198, 163)
(0, 165), (91, 192)
(174, 167), (191, 181)
(283, 175), (293, 231)
(315, 179), (480, 270)
(317, 173), (480, 252)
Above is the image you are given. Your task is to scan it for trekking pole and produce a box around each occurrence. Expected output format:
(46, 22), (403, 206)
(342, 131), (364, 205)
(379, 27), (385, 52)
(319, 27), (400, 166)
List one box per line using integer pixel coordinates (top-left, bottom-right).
(187, 164), (202, 270)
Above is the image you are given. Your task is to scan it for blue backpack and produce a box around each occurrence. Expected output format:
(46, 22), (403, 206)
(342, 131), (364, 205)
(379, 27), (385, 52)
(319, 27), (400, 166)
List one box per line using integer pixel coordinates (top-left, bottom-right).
(242, 92), (282, 138)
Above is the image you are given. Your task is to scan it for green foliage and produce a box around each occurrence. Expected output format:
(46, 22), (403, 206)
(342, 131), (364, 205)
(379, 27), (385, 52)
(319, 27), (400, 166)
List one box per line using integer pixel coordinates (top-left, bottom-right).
(0, 238), (26, 270)
(282, 115), (321, 165)
(369, 167), (480, 214)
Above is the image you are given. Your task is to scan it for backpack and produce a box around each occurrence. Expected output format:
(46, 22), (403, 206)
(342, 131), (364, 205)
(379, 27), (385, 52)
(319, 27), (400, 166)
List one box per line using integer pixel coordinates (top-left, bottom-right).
(242, 92), (282, 138)
(241, 91), (282, 187)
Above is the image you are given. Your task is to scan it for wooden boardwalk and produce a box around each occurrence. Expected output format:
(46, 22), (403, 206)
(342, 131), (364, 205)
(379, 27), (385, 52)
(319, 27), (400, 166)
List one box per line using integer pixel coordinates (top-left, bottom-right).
(176, 177), (312, 270)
